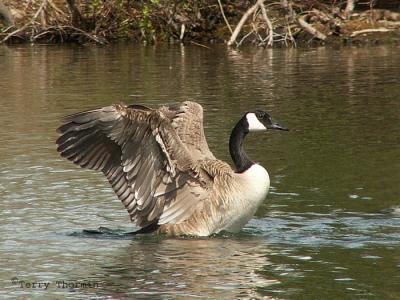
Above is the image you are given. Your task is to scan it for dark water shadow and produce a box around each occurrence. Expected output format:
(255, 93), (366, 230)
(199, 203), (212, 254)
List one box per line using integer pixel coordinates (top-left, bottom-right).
(67, 227), (139, 240)
(65, 225), (259, 241)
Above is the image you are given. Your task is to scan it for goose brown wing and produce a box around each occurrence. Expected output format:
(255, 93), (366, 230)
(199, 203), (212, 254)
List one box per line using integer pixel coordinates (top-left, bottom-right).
(160, 101), (215, 160)
(56, 103), (209, 227)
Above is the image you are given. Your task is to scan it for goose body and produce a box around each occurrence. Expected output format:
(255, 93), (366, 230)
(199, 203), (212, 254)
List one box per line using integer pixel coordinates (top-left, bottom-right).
(56, 101), (287, 236)
(221, 164), (270, 233)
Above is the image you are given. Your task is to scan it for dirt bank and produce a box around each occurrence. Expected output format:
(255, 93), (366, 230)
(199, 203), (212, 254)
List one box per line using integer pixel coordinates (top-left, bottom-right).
(1, 1), (399, 47)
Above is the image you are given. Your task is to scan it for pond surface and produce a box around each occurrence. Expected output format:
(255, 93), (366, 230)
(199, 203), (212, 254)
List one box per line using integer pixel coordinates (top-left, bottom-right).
(0, 43), (399, 299)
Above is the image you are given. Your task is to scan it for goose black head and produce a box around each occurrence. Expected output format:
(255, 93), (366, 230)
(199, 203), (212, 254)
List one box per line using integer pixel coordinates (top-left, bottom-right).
(245, 110), (289, 132)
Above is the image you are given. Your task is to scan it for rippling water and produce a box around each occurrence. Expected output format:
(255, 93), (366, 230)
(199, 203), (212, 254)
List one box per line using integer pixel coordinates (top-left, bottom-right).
(0, 44), (399, 299)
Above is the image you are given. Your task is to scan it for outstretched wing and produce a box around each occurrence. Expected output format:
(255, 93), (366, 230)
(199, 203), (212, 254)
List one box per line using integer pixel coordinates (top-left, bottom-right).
(56, 103), (209, 227)
(160, 101), (215, 160)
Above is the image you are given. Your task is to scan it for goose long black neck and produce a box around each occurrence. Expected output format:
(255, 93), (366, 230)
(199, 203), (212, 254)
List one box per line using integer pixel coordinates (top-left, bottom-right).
(229, 118), (253, 173)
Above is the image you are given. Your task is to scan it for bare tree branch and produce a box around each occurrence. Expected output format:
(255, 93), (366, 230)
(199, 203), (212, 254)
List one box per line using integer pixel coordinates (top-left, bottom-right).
(228, 0), (274, 47)
(217, 0), (233, 34)
(258, 0), (273, 46)
(350, 27), (393, 37)
(227, 1), (260, 46)
(297, 15), (327, 41)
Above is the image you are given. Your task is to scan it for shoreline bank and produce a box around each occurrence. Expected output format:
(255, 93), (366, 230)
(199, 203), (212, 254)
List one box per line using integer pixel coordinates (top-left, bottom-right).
(1, 1), (399, 47)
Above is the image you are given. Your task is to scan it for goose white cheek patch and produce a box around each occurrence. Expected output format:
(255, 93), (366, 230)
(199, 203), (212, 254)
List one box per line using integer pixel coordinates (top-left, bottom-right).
(246, 113), (266, 131)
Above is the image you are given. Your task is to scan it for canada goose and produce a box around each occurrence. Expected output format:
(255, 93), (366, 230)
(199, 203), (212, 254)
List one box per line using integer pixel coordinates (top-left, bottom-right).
(56, 101), (288, 236)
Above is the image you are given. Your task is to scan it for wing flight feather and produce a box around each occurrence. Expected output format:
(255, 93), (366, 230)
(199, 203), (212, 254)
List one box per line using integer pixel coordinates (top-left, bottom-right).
(56, 102), (213, 227)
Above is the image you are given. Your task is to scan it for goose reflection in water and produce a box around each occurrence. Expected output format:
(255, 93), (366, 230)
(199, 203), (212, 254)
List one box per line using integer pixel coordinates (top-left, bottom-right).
(78, 237), (276, 299)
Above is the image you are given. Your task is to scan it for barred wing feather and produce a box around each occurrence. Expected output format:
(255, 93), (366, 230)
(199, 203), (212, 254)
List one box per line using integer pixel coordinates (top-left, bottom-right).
(56, 103), (209, 227)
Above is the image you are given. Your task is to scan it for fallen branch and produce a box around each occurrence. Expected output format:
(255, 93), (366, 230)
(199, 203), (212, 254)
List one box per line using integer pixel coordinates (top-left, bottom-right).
(31, 25), (107, 44)
(251, 21), (263, 43)
(285, 22), (296, 46)
(237, 28), (254, 47)
(180, 23), (185, 40)
(258, 0), (273, 46)
(297, 15), (327, 41)
(190, 41), (211, 49)
(227, 1), (260, 46)
(281, 0), (296, 46)
(377, 20), (400, 28)
(58, 25), (107, 44)
(350, 28), (394, 37)
(311, 8), (333, 23)
(217, 0), (232, 34)
(227, 0), (275, 47)
(32, 29), (51, 40)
